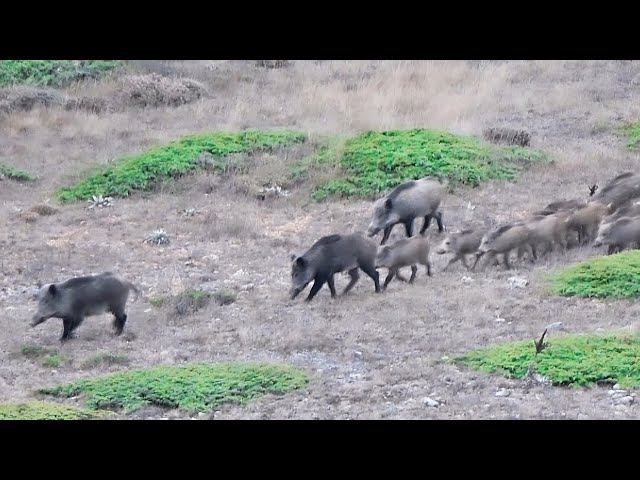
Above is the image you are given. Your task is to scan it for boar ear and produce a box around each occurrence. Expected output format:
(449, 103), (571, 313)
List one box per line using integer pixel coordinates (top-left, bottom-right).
(384, 198), (393, 210)
(295, 257), (305, 267)
(48, 284), (57, 296)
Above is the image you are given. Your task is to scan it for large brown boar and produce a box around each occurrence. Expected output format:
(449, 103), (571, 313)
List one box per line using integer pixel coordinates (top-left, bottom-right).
(375, 235), (432, 289)
(31, 272), (140, 342)
(366, 176), (447, 245)
(289, 233), (381, 302)
(435, 227), (485, 271)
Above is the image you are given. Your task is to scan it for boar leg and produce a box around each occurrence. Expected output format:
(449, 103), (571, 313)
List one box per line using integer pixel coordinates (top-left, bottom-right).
(305, 276), (327, 301)
(383, 269), (396, 288)
(409, 265), (418, 283)
(434, 211), (445, 232)
(404, 220), (414, 238)
(326, 275), (337, 298)
(60, 317), (75, 342)
(471, 252), (485, 271)
(358, 262), (381, 293)
(423, 259), (432, 277)
(502, 252), (513, 270)
(342, 268), (360, 295)
(380, 225), (395, 245)
(420, 215), (432, 234)
(113, 313), (128, 335)
(443, 255), (460, 271)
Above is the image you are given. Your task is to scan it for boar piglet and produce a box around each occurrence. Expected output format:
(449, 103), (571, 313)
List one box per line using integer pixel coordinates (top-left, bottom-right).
(375, 235), (432, 289)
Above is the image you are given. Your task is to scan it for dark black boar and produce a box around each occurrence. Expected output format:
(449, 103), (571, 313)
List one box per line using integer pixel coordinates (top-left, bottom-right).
(289, 233), (381, 302)
(31, 271), (140, 342)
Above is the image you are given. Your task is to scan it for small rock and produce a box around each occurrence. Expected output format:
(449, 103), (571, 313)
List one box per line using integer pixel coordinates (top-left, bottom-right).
(495, 317), (506, 323)
(240, 283), (254, 291)
(545, 321), (564, 331)
(461, 276), (473, 283)
(423, 397), (440, 408)
(441, 355), (449, 361)
(615, 396), (634, 405)
(613, 383), (622, 390)
(495, 388), (510, 397)
(507, 276), (529, 288)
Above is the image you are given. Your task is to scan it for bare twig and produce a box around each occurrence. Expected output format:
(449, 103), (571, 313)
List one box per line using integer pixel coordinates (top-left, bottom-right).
(534, 328), (548, 354)
(589, 184), (599, 196)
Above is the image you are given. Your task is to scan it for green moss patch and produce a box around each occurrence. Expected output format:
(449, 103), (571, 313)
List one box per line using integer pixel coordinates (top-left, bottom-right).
(0, 60), (123, 88)
(20, 344), (68, 368)
(56, 129), (306, 202)
(548, 250), (640, 299)
(622, 121), (640, 151)
(39, 362), (310, 413)
(453, 332), (640, 388)
(0, 401), (104, 420)
(81, 352), (130, 370)
(303, 128), (548, 201)
(0, 162), (33, 182)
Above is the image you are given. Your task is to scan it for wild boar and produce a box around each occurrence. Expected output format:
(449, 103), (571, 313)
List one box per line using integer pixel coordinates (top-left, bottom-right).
(375, 235), (432, 289)
(600, 201), (640, 227)
(564, 200), (614, 245)
(289, 232), (381, 302)
(471, 222), (534, 271)
(31, 272), (140, 342)
(366, 176), (447, 245)
(522, 210), (571, 258)
(594, 172), (640, 211)
(435, 227), (485, 271)
(534, 198), (587, 216)
(593, 216), (640, 255)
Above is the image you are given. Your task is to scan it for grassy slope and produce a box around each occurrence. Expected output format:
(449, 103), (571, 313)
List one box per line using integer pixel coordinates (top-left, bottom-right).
(0, 401), (106, 420)
(453, 332), (640, 388)
(296, 129), (549, 201)
(39, 362), (310, 413)
(623, 121), (640, 150)
(0, 60), (123, 88)
(548, 250), (640, 299)
(0, 162), (33, 181)
(56, 129), (307, 202)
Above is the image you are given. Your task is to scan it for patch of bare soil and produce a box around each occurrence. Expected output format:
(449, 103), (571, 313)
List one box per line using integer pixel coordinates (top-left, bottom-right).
(1, 61), (639, 419)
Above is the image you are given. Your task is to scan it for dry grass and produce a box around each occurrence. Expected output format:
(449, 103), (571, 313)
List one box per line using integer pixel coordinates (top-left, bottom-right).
(1, 60), (640, 419)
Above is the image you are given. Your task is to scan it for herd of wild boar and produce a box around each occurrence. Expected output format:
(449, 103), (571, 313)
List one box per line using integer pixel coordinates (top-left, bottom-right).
(30, 170), (640, 342)
(287, 170), (640, 302)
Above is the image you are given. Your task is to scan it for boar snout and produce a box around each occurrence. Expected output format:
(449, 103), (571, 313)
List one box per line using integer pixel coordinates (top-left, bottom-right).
(289, 287), (302, 300)
(31, 315), (46, 327)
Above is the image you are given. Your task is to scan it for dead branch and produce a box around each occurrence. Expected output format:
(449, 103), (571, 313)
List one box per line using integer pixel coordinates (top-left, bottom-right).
(534, 328), (548, 354)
